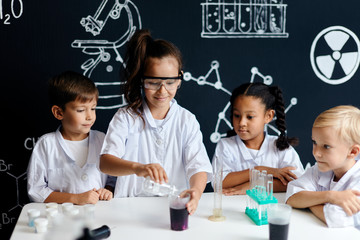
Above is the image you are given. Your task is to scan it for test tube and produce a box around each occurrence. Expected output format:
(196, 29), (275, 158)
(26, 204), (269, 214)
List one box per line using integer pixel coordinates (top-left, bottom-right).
(209, 156), (225, 221)
(249, 167), (254, 190)
(260, 171), (267, 197)
(267, 174), (273, 199)
(252, 169), (259, 191)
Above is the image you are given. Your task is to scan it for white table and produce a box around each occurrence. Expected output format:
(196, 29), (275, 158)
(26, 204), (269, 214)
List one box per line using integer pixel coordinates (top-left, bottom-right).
(10, 193), (360, 240)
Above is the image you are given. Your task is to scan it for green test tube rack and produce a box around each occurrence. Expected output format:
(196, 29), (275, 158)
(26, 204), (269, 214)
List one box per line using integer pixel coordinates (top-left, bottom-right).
(245, 188), (278, 225)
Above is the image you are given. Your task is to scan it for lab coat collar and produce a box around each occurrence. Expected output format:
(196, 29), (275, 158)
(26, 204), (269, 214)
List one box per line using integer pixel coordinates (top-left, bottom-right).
(317, 167), (333, 189)
(56, 126), (75, 162)
(55, 126), (94, 165)
(143, 99), (178, 129)
(236, 132), (269, 162)
(329, 160), (360, 191)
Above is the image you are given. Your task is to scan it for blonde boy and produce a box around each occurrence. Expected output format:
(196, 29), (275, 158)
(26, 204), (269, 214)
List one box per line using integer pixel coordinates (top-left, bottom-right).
(286, 105), (360, 227)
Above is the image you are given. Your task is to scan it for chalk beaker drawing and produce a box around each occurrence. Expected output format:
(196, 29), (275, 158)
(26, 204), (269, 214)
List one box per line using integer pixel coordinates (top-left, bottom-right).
(209, 156), (226, 221)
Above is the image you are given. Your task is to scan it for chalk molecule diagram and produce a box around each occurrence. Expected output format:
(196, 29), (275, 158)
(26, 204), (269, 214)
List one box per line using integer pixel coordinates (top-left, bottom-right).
(184, 60), (297, 143)
(310, 26), (360, 85)
(71, 0), (142, 110)
(201, 0), (288, 38)
(0, 159), (27, 229)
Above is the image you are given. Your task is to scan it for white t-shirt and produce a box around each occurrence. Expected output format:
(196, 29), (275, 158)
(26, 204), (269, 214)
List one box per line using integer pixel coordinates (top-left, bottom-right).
(212, 134), (304, 183)
(27, 127), (115, 202)
(65, 137), (89, 168)
(101, 99), (212, 197)
(286, 160), (360, 228)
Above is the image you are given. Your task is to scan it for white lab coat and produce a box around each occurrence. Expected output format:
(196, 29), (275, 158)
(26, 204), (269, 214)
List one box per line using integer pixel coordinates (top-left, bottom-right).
(286, 161), (360, 228)
(212, 134), (304, 183)
(101, 99), (212, 197)
(27, 127), (114, 202)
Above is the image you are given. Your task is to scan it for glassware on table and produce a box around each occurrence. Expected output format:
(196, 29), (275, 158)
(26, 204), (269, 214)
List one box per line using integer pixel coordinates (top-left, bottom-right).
(142, 176), (177, 196)
(245, 168), (278, 225)
(168, 192), (190, 231)
(268, 203), (292, 240)
(208, 156), (226, 222)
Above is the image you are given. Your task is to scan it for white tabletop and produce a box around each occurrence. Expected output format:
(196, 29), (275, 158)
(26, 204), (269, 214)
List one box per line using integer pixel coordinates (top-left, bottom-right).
(10, 193), (360, 240)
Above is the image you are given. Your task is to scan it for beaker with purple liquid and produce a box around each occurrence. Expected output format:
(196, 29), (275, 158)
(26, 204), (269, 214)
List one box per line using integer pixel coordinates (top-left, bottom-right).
(169, 192), (190, 231)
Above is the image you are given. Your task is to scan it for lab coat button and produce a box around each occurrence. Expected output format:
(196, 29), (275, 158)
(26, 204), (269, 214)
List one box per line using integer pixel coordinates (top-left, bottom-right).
(81, 174), (88, 181)
(156, 139), (162, 145)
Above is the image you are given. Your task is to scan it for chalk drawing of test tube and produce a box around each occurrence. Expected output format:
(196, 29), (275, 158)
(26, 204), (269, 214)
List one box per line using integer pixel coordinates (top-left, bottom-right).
(238, 0), (253, 33)
(223, 0), (237, 33)
(204, 0), (221, 33)
(71, 0), (142, 77)
(269, 0), (286, 33)
(253, 0), (268, 33)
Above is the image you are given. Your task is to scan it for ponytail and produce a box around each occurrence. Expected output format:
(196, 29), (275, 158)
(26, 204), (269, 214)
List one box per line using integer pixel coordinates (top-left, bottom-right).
(270, 86), (298, 150)
(124, 29), (153, 118)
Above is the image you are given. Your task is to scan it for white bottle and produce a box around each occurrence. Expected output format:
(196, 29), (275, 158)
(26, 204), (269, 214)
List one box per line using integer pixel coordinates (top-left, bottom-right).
(142, 177), (177, 196)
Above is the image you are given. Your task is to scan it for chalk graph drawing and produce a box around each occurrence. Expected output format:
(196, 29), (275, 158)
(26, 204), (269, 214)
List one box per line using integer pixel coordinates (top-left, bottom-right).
(184, 60), (297, 143)
(201, 0), (288, 38)
(71, 0), (142, 109)
(310, 26), (360, 85)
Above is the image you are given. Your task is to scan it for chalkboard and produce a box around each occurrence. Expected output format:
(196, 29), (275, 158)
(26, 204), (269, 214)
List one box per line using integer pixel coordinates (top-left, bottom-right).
(1, 1), (360, 238)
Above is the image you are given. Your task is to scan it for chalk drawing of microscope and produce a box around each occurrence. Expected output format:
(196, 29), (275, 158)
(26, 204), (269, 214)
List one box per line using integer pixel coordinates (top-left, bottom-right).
(71, 0), (142, 109)
(201, 0), (288, 38)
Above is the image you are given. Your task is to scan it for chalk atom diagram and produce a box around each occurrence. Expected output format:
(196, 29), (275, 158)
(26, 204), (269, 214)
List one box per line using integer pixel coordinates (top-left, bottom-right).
(310, 26), (360, 85)
(71, 0), (142, 109)
(184, 60), (297, 143)
(201, 0), (288, 39)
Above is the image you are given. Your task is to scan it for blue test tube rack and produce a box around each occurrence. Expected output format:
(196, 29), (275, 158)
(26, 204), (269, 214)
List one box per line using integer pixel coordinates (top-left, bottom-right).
(245, 170), (277, 225)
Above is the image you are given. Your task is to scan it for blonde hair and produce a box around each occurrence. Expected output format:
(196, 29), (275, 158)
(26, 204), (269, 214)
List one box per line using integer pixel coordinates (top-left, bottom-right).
(313, 105), (360, 145)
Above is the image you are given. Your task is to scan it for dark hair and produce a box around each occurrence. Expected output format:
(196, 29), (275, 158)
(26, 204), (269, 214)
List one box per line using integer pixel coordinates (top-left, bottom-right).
(123, 29), (183, 120)
(228, 82), (298, 150)
(48, 71), (98, 110)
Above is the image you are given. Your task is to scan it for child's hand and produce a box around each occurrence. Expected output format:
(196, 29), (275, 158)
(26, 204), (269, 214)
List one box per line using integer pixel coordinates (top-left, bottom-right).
(259, 166), (297, 185)
(96, 188), (113, 201)
(183, 188), (201, 215)
(223, 182), (249, 196)
(328, 190), (360, 216)
(135, 163), (168, 184)
(77, 188), (99, 205)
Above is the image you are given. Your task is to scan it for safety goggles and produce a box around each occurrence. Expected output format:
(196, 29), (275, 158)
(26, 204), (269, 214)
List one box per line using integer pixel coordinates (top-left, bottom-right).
(142, 72), (183, 91)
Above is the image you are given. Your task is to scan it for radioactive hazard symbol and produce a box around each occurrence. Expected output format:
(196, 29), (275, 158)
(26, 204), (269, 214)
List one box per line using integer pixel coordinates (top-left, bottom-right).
(310, 26), (360, 85)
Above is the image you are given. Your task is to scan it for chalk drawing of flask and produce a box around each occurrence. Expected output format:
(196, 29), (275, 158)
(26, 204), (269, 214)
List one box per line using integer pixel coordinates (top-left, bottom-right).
(253, 0), (268, 33)
(222, 0), (237, 33)
(269, 0), (285, 33)
(238, 0), (252, 33)
(205, 0), (221, 33)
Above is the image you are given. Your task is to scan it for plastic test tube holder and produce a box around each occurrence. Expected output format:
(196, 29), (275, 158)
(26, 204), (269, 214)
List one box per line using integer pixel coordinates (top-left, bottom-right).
(245, 189), (278, 225)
